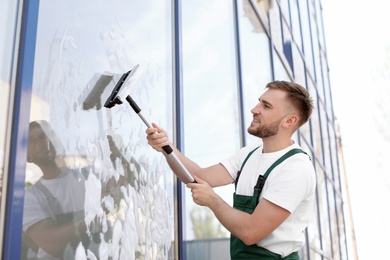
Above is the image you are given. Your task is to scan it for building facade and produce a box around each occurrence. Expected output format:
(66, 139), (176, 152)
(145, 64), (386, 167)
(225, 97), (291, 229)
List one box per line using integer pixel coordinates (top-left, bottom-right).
(0, 0), (353, 259)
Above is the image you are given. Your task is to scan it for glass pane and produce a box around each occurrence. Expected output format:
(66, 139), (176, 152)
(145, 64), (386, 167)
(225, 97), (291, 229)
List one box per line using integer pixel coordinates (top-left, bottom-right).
(282, 20), (294, 72)
(298, 0), (314, 76)
(0, 0), (19, 213)
(181, 0), (239, 258)
(292, 44), (305, 85)
(273, 52), (291, 81)
(237, 0), (273, 146)
(21, 1), (174, 259)
(269, 0), (283, 53)
(253, 0), (271, 26)
(290, 0), (302, 49)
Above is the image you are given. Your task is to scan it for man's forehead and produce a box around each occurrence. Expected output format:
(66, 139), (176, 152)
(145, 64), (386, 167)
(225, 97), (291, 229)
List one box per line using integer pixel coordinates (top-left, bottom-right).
(259, 88), (286, 101)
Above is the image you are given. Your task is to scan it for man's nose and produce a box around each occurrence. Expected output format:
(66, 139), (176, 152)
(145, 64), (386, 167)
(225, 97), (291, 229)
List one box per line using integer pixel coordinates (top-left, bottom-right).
(251, 104), (261, 114)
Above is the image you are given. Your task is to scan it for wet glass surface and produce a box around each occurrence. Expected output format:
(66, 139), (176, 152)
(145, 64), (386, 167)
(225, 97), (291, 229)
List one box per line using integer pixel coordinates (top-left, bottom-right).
(21, 1), (174, 259)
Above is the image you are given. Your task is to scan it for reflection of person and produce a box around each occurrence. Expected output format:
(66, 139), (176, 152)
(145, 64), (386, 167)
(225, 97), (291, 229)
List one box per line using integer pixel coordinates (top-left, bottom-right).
(103, 134), (141, 206)
(106, 134), (140, 190)
(146, 81), (316, 259)
(22, 120), (87, 260)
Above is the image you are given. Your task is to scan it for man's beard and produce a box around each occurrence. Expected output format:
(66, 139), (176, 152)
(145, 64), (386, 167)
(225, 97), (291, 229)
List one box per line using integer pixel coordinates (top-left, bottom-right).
(247, 117), (284, 138)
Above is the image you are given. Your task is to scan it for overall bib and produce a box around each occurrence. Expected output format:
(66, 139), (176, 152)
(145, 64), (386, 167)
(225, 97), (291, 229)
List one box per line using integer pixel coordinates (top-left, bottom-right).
(230, 148), (306, 260)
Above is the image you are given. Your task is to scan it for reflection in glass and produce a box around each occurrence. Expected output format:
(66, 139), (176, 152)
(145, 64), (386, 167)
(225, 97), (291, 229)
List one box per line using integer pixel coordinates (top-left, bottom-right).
(23, 120), (88, 259)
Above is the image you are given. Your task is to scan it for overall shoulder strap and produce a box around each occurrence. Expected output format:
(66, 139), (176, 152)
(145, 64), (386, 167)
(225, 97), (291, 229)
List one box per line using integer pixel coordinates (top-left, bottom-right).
(34, 181), (63, 223)
(255, 148), (307, 191)
(240, 146), (260, 172)
(235, 146), (260, 188)
(263, 148), (306, 178)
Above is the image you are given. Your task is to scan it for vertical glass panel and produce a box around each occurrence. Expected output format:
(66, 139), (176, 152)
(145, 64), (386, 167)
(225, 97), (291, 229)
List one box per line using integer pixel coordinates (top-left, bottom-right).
(321, 52), (333, 117)
(311, 14), (324, 98)
(306, 81), (318, 149)
(292, 44), (305, 85)
(281, 21), (293, 73)
(253, 0), (271, 26)
(316, 163), (332, 256)
(314, 0), (325, 50)
(318, 103), (334, 260)
(290, 0), (302, 50)
(337, 196), (348, 260)
(328, 182), (338, 259)
(307, 161), (325, 256)
(268, 0), (283, 54)
(298, 0), (314, 75)
(181, 0), (239, 258)
(238, 0), (273, 146)
(0, 0), (19, 217)
(328, 126), (340, 190)
(21, 1), (174, 259)
(273, 52), (291, 81)
(279, 0), (291, 25)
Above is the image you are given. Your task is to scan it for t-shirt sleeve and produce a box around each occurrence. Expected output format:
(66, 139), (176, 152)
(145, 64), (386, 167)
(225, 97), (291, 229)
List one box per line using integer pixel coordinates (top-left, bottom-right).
(261, 155), (316, 213)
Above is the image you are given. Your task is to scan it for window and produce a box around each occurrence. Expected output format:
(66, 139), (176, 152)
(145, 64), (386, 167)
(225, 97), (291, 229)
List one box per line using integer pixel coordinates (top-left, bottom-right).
(21, 1), (174, 259)
(237, 0), (273, 146)
(181, 0), (239, 258)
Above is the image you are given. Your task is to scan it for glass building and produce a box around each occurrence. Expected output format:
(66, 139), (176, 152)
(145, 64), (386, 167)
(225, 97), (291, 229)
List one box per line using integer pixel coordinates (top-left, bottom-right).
(0, 0), (355, 259)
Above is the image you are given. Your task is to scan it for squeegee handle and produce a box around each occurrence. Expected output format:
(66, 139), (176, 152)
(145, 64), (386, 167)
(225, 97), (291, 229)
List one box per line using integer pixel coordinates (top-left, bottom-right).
(127, 95), (141, 113)
(163, 145), (196, 183)
(125, 95), (195, 183)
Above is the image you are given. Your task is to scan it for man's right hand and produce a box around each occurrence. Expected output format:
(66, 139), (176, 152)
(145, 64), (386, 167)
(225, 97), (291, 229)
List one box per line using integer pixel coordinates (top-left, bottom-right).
(145, 123), (171, 152)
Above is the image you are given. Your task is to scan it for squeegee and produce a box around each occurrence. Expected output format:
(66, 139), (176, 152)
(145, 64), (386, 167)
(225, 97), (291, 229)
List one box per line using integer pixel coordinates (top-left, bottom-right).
(104, 64), (195, 183)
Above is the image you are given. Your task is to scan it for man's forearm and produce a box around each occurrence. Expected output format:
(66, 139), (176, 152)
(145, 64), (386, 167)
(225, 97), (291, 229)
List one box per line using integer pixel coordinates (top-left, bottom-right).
(207, 193), (253, 242)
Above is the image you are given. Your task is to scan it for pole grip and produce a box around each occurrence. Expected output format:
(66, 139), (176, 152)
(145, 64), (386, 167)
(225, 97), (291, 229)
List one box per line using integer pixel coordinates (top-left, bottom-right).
(162, 145), (173, 154)
(126, 95), (141, 113)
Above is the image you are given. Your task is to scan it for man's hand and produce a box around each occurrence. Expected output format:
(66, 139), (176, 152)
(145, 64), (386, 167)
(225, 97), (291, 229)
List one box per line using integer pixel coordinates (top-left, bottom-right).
(145, 123), (170, 152)
(187, 176), (219, 207)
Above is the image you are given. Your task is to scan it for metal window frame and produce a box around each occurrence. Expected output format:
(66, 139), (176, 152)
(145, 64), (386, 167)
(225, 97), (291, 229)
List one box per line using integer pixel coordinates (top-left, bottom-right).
(2, 0), (39, 259)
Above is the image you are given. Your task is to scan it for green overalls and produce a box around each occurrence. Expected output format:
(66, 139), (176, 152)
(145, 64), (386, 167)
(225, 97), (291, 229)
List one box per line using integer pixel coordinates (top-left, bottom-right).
(230, 147), (306, 260)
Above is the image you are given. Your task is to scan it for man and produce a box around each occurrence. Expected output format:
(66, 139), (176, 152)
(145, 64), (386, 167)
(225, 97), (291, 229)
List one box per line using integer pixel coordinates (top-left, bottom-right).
(146, 81), (316, 259)
(23, 121), (87, 259)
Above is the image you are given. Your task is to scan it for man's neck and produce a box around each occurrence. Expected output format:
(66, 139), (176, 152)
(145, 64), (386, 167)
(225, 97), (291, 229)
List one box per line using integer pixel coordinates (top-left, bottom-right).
(38, 162), (61, 179)
(262, 137), (293, 153)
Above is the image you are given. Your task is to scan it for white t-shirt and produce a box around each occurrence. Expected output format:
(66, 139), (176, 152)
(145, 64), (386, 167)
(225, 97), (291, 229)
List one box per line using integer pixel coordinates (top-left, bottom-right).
(221, 142), (316, 257)
(23, 169), (86, 259)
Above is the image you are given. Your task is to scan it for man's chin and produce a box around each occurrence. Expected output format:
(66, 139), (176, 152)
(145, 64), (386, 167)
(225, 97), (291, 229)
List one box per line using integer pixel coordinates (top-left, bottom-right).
(247, 128), (257, 136)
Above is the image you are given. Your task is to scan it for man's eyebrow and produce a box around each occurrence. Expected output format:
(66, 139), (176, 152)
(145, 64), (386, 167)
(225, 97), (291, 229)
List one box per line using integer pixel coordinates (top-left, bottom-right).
(258, 98), (273, 107)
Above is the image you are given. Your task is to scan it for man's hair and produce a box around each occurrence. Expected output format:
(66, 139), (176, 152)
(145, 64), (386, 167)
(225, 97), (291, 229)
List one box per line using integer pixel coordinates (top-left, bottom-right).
(266, 81), (314, 127)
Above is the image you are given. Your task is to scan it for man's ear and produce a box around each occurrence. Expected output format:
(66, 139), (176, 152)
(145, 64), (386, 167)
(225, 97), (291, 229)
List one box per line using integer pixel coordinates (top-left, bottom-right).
(283, 115), (298, 128)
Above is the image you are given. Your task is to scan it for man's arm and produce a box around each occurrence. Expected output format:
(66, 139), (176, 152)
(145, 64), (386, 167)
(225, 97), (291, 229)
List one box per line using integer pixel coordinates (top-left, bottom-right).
(187, 176), (291, 245)
(146, 123), (234, 186)
(26, 218), (86, 257)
